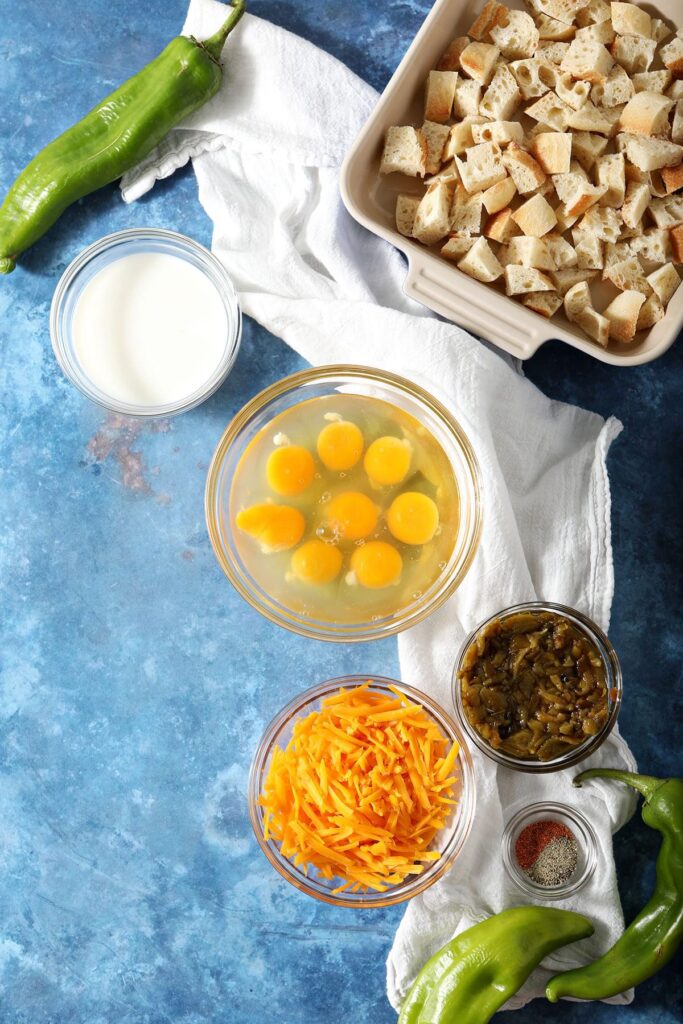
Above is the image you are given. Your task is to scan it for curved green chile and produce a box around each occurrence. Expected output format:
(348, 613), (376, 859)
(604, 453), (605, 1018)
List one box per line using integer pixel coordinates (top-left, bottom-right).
(546, 769), (683, 1003)
(0, 0), (245, 273)
(398, 907), (594, 1024)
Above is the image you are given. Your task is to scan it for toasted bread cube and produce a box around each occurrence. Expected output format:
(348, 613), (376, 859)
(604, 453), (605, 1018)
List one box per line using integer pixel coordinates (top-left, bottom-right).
(468, 0), (509, 41)
(536, 14), (576, 41)
(395, 194), (421, 236)
(482, 175), (518, 213)
(537, 40), (572, 63)
(610, 3), (651, 39)
(460, 42), (501, 85)
(555, 173), (607, 217)
(484, 206), (518, 242)
(571, 131), (609, 170)
(575, 21), (615, 45)
(425, 70), (458, 123)
(564, 280), (593, 319)
(576, 306), (611, 345)
(620, 92), (675, 137)
(507, 236), (556, 269)
(603, 256), (652, 294)
(651, 19), (673, 44)
(567, 102), (622, 135)
(650, 195), (683, 228)
(670, 224), (683, 262)
(504, 265), (555, 294)
(471, 121), (525, 146)
(425, 159), (460, 186)
(633, 71), (672, 94)
(580, 205), (622, 242)
(561, 38), (614, 83)
(591, 65), (634, 108)
(453, 79), (483, 118)
(441, 234), (477, 261)
(455, 142), (507, 192)
(574, 231), (605, 268)
(629, 228), (671, 262)
(595, 153), (626, 207)
(610, 34), (656, 75)
(555, 73), (592, 111)
(553, 267), (599, 293)
(412, 182), (453, 245)
(622, 180), (651, 227)
(502, 143), (548, 194)
(457, 236), (505, 282)
(380, 127), (427, 176)
(522, 291), (563, 317)
(671, 102), (683, 145)
(545, 233), (578, 267)
(509, 58), (556, 99)
(526, 91), (573, 131)
(421, 121), (452, 174)
(512, 194), (558, 236)
(480, 66), (522, 120)
(636, 294), (665, 329)
(662, 166), (683, 194)
(576, 0), (612, 26)
(647, 263), (681, 304)
(623, 136), (683, 171)
(491, 10), (540, 59)
(450, 185), (486, 234)
(660, 36), (683, 79)
(603, 289), (647, 340)
(531, 131), (573, 173)
(533, 0), (592, 27)
(438, 36), (471, 72)
(445, 121), (477, 158)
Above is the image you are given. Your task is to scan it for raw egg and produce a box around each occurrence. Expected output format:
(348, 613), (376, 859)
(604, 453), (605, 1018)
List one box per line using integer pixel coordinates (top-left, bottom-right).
(387, 492), (439, 546)
(350, 541), (403, 589)
(266, 445), (315, 496)
(316, 420), (364, 471)
(325, 491), (378, 541)
(364, 436), (412, 486)
(291, 539), (343, 585)
(236, 502), (306, 553)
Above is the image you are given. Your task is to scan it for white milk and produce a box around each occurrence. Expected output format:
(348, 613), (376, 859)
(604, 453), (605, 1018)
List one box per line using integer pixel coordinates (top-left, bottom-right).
(72, 251), (229, 408)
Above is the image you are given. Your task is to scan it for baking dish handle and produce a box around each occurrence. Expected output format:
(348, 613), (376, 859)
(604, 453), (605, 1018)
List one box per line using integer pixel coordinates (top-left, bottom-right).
(404, 252), (547, 360)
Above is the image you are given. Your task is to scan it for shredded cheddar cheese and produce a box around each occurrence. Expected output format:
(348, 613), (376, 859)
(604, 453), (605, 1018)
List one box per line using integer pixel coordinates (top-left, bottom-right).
(259, 683), (460, 893)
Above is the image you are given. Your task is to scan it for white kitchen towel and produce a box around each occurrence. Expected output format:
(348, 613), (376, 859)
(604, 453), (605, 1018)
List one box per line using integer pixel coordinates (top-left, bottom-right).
(122, 0), (638, 1011)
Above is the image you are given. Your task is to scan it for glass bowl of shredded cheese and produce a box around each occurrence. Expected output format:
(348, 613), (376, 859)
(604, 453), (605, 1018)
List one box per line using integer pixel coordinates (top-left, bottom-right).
(248, 675), (476, 907)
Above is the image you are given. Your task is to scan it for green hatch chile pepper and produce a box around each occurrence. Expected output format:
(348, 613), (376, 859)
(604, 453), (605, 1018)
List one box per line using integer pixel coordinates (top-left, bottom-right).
(0, 0), (246, 274)
(547, 769), (683, 1003)
(399, 906), (594, 1024)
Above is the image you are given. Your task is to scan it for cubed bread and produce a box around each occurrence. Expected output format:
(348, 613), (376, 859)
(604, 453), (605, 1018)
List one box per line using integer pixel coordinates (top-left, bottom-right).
(536, 14), (576, 41)
(512, 193), (558, 235)
(649, 194), (683, 228)
(438, 36), (471, 72)
(563, 279), (592, 318)
(662, 165), (683, 194)
(561, 38), (614, 83)
(629, 227), (671, 262)
(672, 102), (683, 145)
(555, 73), (592, 111)
(450, 185), (486, 233)
(458, 236), (505, 281)
(507, 236), (556, 269)
(595, 152), (626, 207)
(502, 143), (548, 193)
(425, 159), (460, 185)
(647, 263), (681, 303)
(445, 121), (477, 157)
(380, 127), (427, 176)
(591, 65), (634, 107)
(574, 230), (605, 268)
(660, 36), (683, 79)
(571, 130), (609, 169)
(453, 78), (483, 117)
(603, 289), (647, 340)
(552, 267), (599, 293)
(620, 92), (675, 137)
(576, 0), (612, 26)
(491, 10), (540, 59)
(425, 70), (459, 122)
(537, 41), (572, 62)
(460, 42), (501, 85)
(622, 180), (651, 227)
(421, 121), (452, 173)
(504, 265), (555, 294)
(412, 182), (453, 244)
(576, 306), (611, 345)
(509, 58), (556, 99)
(575, 21), (615, 45)
(651, 19), (673, 45)
(545, 233), (579, 266)
(471, 121), (525, 146)
(533, 0), (591, 26)
(556, 174), (608, 217)
(530, 131), (573, 173)
(579, 204), (622, 241)
(623, 135), (683, 170)
(567, 102), (622, 135)
(484, 206), (519, 241)
(455, 142), (507, 192)
(526, 91), (573, 130)
(668, 81), (683, 101)
(610, 3), (651, 39)
(605, 240), (632, 266)
(633, 71), (672, 95)
(603, 256), (652, 294)
(636, 294), (665, 329)
(522, 290), (563, 316)
(395, 194), (421, 236)
(482, 175), (518, 213)
(670, 224), (683, 262)
(480, 66), (523, 119)
(468, 0), (509, 41)
(441, 234), (477, 261)
(610, 34), (657, 75)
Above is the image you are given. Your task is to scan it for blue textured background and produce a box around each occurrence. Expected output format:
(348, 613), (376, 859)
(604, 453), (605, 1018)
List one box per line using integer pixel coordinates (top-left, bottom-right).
(0, 1), (681, 1022)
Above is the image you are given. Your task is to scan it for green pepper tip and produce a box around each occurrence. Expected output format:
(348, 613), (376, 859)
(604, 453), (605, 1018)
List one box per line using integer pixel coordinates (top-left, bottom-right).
(0, 256), (16, 274)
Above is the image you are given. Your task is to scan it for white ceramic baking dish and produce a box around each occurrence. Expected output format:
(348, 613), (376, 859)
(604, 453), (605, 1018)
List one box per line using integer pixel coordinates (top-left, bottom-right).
(340, 0), (683, 365)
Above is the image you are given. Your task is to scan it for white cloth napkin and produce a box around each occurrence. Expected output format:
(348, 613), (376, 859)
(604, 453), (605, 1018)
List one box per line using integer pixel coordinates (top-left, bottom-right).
(122, 0), (638, 1011)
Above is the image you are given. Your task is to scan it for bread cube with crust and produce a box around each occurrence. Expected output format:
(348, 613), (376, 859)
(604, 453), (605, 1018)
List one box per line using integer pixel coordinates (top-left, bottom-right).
(537, 42), (572, 65)
(633, 71), (672, 95)
(509, 59), (557, 100)
(468, 0), (509, 41)
(471, 121), (525, 146)
(660, 35), (683, 79)
(622, 135), (683, 171)
(502, 143), (548, 193)
(455, 142), (507, 192)
(571, 131), (609, 169)
(450, 184), (486, 234)
(484, 206), (519, 241)
(421, 121), (452, 174)
(603, 256), (652, 294)
(482, 175), (518, 213)
(480, 66), (523, 119)
(457, 237), (505, 282)
(453, 78), (483, 118)
(575, 21), (615, 45)
(531, 131), (573, 173)
(491, 11), (540, 58)
(412, 182), (453, 245)
(610, 3), (651, 39)
(649, 195), (683, 228)
(636, 294), (665, 329)
(441, 234), (477, 261)
(395, 194), (421, 236)
(662, 165), (683, 194)
(564, 281), (610, 345)
(532, 0), (592, 26)
(561, 38), (614, 83)
(438, 36), (470, 72)
(574, 230), (605, 268)
(622, 180), (651, 227)
(629, 227), (672, 262)
(504, 265), (555, 294)
(425, 71), (458, 123)
(460, 42), (501, 85)
(552, 267), (599, 293)
(620, 93), (675, 137)
(522, 291), (563, 316)
(651, 19), (673, 44)
(576, 0), (612, 25)
(546, 234), (579, 268)
(526, 91), (573, 130)
(580, 204), (622, 241)
(671, 224), (683, 262)
(512, 194), (558, 235)
(380, 127), (427, 176)
(591, 65), (634, 107)
(445, 119), (482, 158)
(610, 34), (657, 75)
(563, 280), (592, 318)
(647, 263), (681, 304)
(507, 236), (556, 269)
(567, 102), (623, 135)
(555, 73), (592, 111)
(595, 152), (626, 207)
(603, 289), (647, 340)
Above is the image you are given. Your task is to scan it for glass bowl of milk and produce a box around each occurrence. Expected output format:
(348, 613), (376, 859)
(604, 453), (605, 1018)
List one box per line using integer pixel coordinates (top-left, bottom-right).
(50, 228), (241, 417)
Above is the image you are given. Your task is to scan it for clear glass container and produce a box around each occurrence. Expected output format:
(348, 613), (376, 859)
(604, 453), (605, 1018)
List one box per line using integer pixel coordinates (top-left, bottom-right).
(205, 365), (483, 642)
(453, 602), (622, 773)
(50, 228), (242, 417)
(248, 675), (476, 908)
(502, 801), (599, 900)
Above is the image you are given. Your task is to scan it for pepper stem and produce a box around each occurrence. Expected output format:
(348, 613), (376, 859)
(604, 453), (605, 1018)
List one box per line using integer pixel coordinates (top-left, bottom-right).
(200, 0), (246, 62)
(574, 768), (664, 803)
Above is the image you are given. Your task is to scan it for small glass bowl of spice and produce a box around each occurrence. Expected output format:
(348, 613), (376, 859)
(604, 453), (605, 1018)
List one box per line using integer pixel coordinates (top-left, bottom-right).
(453, 602), (622, 773)
(502, 802), (599, 900)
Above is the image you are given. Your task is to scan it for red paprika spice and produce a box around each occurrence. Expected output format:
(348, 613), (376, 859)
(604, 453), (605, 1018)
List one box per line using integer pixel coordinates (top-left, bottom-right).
(515, 820), (575, 871)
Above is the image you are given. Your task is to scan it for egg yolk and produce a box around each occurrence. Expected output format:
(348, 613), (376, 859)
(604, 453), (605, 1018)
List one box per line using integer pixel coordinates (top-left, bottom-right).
(326, 491), (378, 541)
(387, 492), (439, 546)
(364, 436), (412, 486)
(266, 445), (315, 496)
(236, 502), (306, 553)
(350, 541), (402, 589)
(291, 539), (343, 585)
(316, 421), (364, 471)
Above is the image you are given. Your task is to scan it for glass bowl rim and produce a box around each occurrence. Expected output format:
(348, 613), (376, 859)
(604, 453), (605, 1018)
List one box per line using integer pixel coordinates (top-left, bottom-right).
(204, 364), (483, 643)
(248, 674), (477, 908)
(452, 601), (622, 774)
(49, 227), (242, 418)
(501, 800), (599, 900)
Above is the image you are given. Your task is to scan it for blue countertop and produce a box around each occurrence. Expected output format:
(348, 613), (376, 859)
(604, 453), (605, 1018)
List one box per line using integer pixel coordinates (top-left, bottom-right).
(0, 1), (681, 1022)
